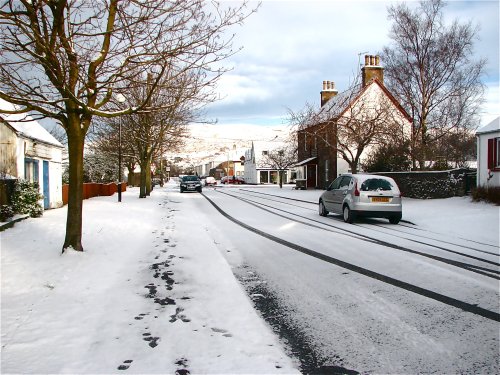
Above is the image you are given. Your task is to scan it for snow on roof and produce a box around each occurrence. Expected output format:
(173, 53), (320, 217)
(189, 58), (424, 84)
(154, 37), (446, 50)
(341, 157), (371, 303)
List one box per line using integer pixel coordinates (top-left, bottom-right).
(318, 84), (362, 121)
(476, 117), (500, 135)
(0, 98), (63, 148)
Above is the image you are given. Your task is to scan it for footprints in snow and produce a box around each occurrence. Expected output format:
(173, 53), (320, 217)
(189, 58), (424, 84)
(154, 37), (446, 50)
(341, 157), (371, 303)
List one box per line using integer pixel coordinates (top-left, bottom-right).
(170, 306), (191, 323)
(117, 359), (133, 370)
(175, 357), (190, 375)
(211, 327), (233, 338)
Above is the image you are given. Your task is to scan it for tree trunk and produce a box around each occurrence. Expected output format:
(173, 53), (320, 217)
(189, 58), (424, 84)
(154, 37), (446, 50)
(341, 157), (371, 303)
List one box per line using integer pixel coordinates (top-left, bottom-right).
(127, 166), (135, 186)
(350, 162), (358, 175)
(139, 161), (147, 198)
(146, 158), (152, 196)
(62, 131), (85, 252)
(279, 170), (283, 188)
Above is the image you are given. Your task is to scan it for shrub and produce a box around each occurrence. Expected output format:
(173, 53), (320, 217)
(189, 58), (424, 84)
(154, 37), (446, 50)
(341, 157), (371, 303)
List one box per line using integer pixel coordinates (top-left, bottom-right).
(0, 205), (14, 222)
(11, 180), (44, 217)
(363, 141), (411, 172)
(471, 186), (500, 205)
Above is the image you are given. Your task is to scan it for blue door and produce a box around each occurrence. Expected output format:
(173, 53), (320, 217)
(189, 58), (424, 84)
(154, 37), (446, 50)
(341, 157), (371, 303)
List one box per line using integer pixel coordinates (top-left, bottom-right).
(43, 160), (50, 209)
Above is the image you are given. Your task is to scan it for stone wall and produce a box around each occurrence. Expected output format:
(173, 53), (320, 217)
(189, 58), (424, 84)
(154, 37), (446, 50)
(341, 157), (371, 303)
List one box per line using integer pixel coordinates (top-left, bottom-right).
(375, 168), (475, 199)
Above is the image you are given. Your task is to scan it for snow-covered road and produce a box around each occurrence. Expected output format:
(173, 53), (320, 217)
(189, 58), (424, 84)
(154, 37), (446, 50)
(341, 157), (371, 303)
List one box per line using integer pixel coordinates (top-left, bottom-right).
(200, 184), (499, 374)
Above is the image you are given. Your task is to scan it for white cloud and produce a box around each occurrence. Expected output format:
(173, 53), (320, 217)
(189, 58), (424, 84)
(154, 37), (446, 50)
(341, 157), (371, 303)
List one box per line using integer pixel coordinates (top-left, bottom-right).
(209, 0), (499, 127)
(215, 73), (273, 104)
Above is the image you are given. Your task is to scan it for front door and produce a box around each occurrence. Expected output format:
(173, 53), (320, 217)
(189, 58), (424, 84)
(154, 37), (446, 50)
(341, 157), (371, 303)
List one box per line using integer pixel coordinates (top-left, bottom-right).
(43, 160), (50, 209)
(306, 164), (317, 188)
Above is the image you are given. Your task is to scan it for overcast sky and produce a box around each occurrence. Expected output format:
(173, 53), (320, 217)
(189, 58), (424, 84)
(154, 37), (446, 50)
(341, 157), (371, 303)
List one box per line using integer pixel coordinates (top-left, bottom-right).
(204, 0), (500, 130)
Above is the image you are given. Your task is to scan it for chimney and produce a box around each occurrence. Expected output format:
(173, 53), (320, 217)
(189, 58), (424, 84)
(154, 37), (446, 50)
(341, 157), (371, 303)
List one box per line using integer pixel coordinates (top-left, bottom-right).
(320, 80), (338, 107)
(361, 54), (383, 87)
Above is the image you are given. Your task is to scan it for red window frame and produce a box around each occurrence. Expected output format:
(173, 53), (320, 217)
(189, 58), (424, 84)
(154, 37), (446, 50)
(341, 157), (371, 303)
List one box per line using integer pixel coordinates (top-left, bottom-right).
(487, 137), (500, 171)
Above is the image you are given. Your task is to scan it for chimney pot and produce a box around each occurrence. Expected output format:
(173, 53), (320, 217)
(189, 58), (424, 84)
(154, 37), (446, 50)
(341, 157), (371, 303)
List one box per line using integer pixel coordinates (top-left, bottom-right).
(320, 80), (338, 106)
(362, 54), (384, 86)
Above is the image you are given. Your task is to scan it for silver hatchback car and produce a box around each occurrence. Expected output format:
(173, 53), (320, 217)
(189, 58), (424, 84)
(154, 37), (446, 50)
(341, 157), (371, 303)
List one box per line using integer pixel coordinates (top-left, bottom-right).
(319, 174), (402, 224)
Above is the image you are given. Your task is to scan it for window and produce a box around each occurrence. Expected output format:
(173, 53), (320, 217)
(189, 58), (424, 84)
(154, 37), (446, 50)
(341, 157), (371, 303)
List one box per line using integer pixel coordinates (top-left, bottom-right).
(270, 171), (278, 183)
(328, 176), (343, 190)
(361, 178), (393, 191)
(497, 138), (500, 168)
(262, 151), (268, 156)
(488, 137), (500, 170)
(339, 176), (351, 190)
(260, 171), (269, 183)
(24, 158), (39, 182)
(295, 166), (305, 180)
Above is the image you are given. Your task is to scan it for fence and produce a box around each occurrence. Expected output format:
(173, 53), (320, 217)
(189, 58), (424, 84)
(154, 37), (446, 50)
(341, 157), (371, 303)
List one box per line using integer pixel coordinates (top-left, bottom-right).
(62, 182), (127, 205)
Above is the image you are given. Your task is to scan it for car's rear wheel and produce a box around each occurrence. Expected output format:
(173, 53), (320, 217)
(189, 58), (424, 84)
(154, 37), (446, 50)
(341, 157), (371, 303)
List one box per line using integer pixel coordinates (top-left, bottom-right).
(343, 205), (355, 224)
(389, 214), (401, 224)
(319, 201), (328, 217)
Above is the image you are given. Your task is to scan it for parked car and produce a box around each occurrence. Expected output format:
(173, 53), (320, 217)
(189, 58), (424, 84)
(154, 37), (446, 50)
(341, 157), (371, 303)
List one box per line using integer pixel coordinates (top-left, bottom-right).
(205, 176), (217, 186)
(180, 175), (202, 193)
(318, 174), (402, 224)
(221, 175), (244, 184)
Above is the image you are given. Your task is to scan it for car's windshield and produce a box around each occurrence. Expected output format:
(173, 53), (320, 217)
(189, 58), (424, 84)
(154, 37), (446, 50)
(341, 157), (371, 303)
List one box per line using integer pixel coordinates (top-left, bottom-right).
(182, 176), (199, 182)
(360, 178), (393, 191)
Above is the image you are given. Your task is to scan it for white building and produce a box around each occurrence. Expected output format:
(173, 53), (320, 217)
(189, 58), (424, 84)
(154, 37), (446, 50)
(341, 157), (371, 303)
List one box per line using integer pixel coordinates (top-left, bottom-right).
(244, 141), (292, 185)
(476, 117), (500, 187)
(0, 99), (64, 209)
(194, 146), (246, 179)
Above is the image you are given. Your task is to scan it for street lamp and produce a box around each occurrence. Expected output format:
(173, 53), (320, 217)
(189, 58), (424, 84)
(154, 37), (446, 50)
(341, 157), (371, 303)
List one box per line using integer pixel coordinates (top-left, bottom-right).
(116, 93), (126, 202)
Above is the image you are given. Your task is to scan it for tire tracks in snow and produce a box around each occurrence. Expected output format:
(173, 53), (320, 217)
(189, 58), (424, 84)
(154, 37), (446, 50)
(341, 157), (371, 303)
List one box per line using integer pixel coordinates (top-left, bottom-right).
(202, 192), (500, 323)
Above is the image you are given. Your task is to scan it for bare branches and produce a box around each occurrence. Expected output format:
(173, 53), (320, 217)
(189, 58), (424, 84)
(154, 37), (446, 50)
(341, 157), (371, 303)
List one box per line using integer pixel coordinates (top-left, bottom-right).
(382, 0), (485, 168)
(0, 0), (255, 127)
(0, 0), (256, 251)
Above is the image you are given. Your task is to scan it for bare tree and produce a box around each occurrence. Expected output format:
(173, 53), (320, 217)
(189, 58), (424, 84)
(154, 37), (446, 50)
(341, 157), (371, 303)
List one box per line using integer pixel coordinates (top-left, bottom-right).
(261, 140), (297, 188)
(382, 0), (485, 169)
(0, 1), (254, 252)
(290, 81), (409, 175)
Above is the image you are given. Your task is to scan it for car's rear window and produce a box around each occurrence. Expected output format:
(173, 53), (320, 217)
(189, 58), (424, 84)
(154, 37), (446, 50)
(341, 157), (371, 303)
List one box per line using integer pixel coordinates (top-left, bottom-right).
(360, 178), (393, 191)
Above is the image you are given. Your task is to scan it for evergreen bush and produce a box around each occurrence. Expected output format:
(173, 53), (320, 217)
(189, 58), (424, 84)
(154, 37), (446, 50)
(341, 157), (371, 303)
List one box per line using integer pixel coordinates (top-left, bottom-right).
(0, 205), (14, 221)
(11, 180), (44, 217)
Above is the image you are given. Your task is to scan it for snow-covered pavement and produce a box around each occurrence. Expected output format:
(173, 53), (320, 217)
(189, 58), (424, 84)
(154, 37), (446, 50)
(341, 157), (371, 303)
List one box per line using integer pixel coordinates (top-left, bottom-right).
(1, 182), (298, 374)
(1, 180), (498, 374)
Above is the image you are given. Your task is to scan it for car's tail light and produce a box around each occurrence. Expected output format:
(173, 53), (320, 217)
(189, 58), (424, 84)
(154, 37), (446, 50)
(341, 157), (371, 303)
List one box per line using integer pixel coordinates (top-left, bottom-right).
(354, 182), (360, 196)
